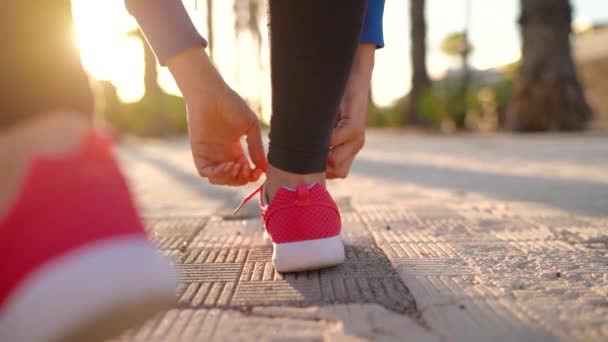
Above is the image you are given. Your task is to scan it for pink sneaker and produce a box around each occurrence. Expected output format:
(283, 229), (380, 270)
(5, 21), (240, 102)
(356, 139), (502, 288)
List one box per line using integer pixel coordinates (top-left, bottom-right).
(0, 132), (175, 342)
(237, 183), (345, 272)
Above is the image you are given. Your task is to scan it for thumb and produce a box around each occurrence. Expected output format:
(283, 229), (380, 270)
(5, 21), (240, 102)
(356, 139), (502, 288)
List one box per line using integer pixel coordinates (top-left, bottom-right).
(246, 120), (268, 172)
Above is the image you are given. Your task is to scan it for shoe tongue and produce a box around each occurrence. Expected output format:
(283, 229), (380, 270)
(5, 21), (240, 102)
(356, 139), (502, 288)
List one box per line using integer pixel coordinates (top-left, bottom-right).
(281, 183), (316, 192)
(296, 183), (311, 203)
(265, 183), (316, 205)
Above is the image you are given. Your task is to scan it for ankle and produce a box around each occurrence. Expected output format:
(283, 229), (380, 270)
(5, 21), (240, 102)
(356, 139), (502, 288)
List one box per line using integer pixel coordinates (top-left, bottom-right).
(264, 164), (326, 201)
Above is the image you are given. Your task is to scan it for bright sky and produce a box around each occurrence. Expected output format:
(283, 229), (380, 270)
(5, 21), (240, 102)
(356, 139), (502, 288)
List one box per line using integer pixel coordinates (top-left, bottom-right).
(72, 0), (608, 119)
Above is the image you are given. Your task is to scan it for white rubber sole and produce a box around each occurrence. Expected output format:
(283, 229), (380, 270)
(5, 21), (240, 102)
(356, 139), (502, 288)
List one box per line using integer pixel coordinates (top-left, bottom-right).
(273, 235), (345, 273)
(0, 237), (176, 342)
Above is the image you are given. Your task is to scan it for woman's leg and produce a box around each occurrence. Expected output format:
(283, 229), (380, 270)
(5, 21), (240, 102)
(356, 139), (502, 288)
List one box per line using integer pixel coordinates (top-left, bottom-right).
(266, 0), (367, 198)
(260, 0), (367, 272)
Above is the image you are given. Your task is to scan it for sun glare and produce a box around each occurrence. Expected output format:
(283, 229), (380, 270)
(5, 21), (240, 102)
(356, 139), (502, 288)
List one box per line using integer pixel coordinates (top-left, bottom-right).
(71, 0), (145, 102)
(70, 0), (533, 111)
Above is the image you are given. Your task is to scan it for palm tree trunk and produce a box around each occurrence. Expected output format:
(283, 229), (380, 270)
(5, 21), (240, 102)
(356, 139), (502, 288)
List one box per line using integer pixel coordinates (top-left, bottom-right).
(206, 0), (214, 60)
(506, 0), (591, 131)
(129, 29), (171, 135)
(129, 30), (160, 101)
(403, 0), (431, 125)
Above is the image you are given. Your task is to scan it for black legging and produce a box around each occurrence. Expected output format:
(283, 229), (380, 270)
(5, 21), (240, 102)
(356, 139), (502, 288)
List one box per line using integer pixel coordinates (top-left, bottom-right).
(1, 0), (366, 175)
(268, 0), (367, 174)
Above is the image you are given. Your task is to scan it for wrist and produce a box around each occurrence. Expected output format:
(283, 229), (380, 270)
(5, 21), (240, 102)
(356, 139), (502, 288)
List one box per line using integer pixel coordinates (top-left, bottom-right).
(167, 47), (227, 103)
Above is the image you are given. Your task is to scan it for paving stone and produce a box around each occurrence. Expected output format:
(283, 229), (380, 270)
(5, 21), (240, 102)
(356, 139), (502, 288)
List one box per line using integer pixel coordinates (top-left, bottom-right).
(252, 304), (440, 342)
(118, 133), (608, 341)
(141, 211), (414, 313)
(188, 217), (264, 249)
(116, 304), (440, 342)
(143, 213), (416, 315)
(144, 217), (207, 250)
(173, 242), (414, 314)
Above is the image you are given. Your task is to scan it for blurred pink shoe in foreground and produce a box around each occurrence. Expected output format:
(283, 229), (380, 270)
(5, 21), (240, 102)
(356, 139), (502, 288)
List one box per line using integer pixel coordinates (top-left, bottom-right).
(0, 132), (175, 342)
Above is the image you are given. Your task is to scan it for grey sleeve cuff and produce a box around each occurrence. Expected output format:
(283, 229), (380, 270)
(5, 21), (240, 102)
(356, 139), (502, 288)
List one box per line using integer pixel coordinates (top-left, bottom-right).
(125, 0), (207, 66)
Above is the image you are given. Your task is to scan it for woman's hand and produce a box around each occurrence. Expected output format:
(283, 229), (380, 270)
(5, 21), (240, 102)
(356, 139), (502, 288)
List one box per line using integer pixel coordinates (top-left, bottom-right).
(327, 44), (375, 179)
(168, 47), (267, 185)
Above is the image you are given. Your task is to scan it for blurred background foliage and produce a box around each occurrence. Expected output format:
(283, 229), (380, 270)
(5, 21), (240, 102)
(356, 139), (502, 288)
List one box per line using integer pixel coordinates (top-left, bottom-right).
(73, 0), (607, 135)
(93, 80), (188, 136)
(369, 60), (518, 132)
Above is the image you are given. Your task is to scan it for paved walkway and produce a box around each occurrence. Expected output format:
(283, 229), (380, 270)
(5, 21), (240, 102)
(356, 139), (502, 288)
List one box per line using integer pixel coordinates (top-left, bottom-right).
(114, 130), (608, 341)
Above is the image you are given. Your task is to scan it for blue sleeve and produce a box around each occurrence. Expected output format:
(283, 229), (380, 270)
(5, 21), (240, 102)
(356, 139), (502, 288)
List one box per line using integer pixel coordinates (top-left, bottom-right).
(360, 0), (385, 48)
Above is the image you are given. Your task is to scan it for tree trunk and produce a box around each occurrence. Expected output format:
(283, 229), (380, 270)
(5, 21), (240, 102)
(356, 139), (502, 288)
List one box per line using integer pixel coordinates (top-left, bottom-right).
(129, 30), (161, 100)
(403, 0), (431, 125)
(206, 0), (214, 60)
(128, 29), (169, 135)
(506, 0), (592, 131)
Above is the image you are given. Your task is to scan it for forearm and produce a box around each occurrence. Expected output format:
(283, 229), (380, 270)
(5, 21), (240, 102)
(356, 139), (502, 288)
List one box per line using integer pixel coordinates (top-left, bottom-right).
(166, 47), (226, 105)
(351, 44), (376, 82)
(125, 0), (207, 65)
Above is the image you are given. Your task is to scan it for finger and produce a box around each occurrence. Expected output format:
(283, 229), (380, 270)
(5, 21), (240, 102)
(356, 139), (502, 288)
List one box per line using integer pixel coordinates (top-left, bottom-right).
(245, 120), (268, 172)
(231, 163), (241, 178)
(198, 162), (227, 178)
(232, 164), (253, 186)
(201, 162), (239, 185)
(239, 164), (252, 180)
(194, 157), (219, 178)
(209, 164), (232, 184)
(219, 162), (233, 174)
(250, 168), (264, 182)
(327, 142), (359, 177)
(326, 162), (345, 179)
(198, 165), (216, 178)
(326, 159), (353, 179)
(330, 120), (357, 148)
(230, 157), (255, 185)
(338, 159), (354, 178)
(214, 162), (252, 186)
(207, 167), (231, 184)
(238, 154), (251, 168)
(326, 169), (337, 179)
(222, 163), (247, 185)
(327, 144), (351, 167)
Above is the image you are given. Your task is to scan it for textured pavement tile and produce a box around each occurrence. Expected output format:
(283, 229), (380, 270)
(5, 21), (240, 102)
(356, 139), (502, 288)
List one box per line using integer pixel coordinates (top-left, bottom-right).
(173, 244), (415, 314)
(144, 217), (207, 251)
(188, 218), (264, 249)
(115, 304), (440, 342)
(142, 214), (417, 316)
(118, 134), (608, 341)
(136, 205), (605, 341)
(356, 198), (608, 341)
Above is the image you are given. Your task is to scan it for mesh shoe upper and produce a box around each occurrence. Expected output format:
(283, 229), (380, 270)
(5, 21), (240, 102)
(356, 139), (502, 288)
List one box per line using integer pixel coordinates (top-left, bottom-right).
(261, 184), (341, 244)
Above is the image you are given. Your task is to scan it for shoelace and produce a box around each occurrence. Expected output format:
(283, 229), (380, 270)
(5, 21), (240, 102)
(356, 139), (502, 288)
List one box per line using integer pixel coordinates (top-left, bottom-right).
(233, 183), (263, 215)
